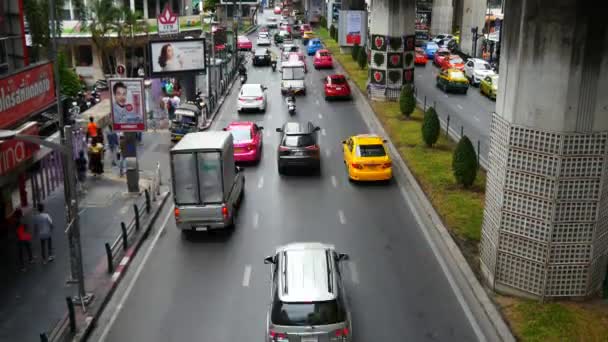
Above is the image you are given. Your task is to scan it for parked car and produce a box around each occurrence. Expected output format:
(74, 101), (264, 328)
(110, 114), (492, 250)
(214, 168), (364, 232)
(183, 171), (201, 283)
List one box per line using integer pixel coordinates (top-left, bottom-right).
(464, 58), (496, 86)
(423, 41), (439, 58)
(224, 121), (263, 163)
(237, 35), (252, 51)
(480, 74), (499, 100)
(323, 74), (351, 100)
(433, 48), (451, 66)
(436, 68), (470, 94)
(276, 121), (321, 174)
(237, 84), (268, 112)
(307, 38), (323, 56)
(264, 242), (352, 342)
(440, 55), (465, 71)
(414, 47), (428, 66)
(253, 48), (272, 66)
(342, 134), (392, 182)
(313, 49), (333, 69)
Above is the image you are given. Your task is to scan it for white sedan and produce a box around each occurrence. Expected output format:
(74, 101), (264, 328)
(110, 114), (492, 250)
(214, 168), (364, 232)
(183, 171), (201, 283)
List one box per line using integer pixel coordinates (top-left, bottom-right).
(257, 34), (271, 46)
(464, 58), (496, 86)
(237, 84), (268, 113)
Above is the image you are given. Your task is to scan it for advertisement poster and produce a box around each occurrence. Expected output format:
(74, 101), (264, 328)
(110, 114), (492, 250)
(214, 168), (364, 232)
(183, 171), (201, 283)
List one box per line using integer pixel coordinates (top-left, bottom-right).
(0, 63), (55, 129)
(109, 78), (146, 132)
(149, 39), (206, 75)
(346, 11), (362, 45)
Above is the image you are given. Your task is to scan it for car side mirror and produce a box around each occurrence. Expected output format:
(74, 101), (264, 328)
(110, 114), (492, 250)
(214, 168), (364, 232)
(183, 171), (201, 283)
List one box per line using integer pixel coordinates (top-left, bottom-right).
(222, 127), (227, 131)
(264, 255), (276, 264)
(314, 126), (321, 132)
(276, 128), (282, 132)
(341, 140), (346, 144)
(258, 126), (264, 130)
(337, 253), (349, 262)
(383, 139), (387, 143)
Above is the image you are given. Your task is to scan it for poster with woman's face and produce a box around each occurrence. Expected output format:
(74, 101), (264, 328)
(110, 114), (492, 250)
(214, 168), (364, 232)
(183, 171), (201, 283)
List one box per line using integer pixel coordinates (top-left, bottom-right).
(109, 78), (146, 132)
(150, 39), (206, 75)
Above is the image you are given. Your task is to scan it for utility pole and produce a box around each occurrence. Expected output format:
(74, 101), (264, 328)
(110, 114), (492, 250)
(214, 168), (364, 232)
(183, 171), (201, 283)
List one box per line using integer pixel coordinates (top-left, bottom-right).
(471, 26), (478, 57)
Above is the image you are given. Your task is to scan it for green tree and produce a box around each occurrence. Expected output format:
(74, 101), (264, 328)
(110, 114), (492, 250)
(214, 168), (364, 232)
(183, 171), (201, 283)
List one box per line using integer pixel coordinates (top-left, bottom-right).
(116, 9), (147, 76)
(421, 106), (440, 147)
(399, 84), (415, 117)
(204, 0), (218, 11)
(82, 0), (121, 74)
(351, 43), (360, 62)
(357, 46), (367, 70)
(57, 51), (81, 97)
(329, 25), (336, 40)
(452, 136), (478, 188)
(23, 0), (68, 61)
(319, 16), (327, 28)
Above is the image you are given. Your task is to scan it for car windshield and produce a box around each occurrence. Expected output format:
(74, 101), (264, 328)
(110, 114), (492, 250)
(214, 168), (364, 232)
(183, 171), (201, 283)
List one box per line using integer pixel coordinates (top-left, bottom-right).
(427, 43), (438, 49)
(255, 49), (268, 56)
(283, 134), (315, 147)
(271, 300), (346, 326)
(478, 62), (492, 70)
(436, 34), (446, 39)
(282, 67), (305, 80)
(319, 51), (330, 57)
(229, 128), (252, 142)
(357, 144), (386, 157)
(330, 77), (346, 84)
(450, 57), (463, 64)
(449, 70), (467, 80)
(490, 75), (499, 83)
(241, 85), (262, 97)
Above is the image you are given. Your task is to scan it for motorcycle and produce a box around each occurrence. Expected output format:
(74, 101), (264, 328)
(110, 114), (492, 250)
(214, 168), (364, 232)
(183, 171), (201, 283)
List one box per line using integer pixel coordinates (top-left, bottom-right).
(240, 73), (247, 84)
(95, 79), (108, 91)
(271, 60), (277, 71)
(286, 96), (296, 115)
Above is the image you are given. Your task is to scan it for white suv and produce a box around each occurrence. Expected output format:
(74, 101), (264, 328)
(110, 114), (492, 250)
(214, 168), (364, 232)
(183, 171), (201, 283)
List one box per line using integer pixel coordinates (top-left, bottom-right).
(464, 58), (496, 86)
(432, 33), (454, 43)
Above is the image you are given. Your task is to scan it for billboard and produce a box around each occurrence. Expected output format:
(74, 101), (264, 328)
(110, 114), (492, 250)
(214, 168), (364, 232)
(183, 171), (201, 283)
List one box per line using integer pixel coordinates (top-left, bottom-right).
(219, 0), (259, 4)
(109, 78), (146, 132)
(0, 62), (55, 129)
(338, 10), (367, 47)
(149, 38), (206, 76)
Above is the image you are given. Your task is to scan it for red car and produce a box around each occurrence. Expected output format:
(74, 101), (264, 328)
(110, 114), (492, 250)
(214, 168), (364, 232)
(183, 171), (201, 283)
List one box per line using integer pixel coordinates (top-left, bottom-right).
(323, 74), (351, 100)
(440, 55), (465, 71)
(313, 49), (333, 69)
(300, 24), (312, 35)
(273, 6), (281, 14)
(414, 47), (428, 65)
(433, 48), (450, 66)
(237, 36), (252, 51)
(224, 121), (264, 163)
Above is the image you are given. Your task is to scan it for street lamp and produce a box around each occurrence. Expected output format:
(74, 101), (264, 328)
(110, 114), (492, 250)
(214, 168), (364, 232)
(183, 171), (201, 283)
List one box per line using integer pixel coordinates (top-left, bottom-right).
(0, 126), (92, 305)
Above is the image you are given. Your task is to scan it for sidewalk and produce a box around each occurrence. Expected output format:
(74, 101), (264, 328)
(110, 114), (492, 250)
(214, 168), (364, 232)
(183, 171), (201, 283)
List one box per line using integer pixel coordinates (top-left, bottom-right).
(0, 130), (170, 342)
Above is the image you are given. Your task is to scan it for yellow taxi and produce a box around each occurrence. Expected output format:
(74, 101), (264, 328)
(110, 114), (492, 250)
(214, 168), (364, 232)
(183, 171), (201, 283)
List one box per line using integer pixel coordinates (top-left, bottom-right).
(342, 134), (392, 181)
(436, 68), (470, 94)
(302, 31), (315, 40)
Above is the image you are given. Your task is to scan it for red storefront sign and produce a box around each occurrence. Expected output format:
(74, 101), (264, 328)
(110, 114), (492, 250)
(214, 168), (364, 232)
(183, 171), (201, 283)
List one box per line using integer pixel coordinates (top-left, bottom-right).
(0, 122), (40, 176)
(0, 63), (55, 129)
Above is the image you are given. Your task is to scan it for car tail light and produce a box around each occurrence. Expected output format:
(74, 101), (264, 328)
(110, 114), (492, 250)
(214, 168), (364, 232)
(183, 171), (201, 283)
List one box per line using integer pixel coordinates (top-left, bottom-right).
(305, 144), (319, 151)
(381, 162), (392, 169)
(222, 205), (229, 219)
(174, 207), (180, 221)
(247, 144), (255, 151)
(239, 97), (246, 102)
(335, 328), (349, 337)
(279, 146), (290, 151)
(269, 330), (286, 339)
(351, 163), (363, 169)
(256, 96), (264, 101)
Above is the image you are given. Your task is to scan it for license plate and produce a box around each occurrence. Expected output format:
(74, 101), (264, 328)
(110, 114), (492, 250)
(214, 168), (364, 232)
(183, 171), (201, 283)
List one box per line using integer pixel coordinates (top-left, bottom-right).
(195, 226), (208, 231)
(235, 148), (244, 153)
(366, 164), (378, 169)
(293, 151), (305, 156)
(336, 87), (342, 90)
(301, 338), (318, 342)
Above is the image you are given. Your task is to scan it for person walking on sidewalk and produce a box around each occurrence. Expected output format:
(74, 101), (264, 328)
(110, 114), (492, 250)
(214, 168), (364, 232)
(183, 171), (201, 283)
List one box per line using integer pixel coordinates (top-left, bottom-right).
(76, 150), (87, 192)
(106, 126), (119, 166)
(87, 117), (98, 143)
(15, 208), (34, 271)
(33, 204), (54, 264)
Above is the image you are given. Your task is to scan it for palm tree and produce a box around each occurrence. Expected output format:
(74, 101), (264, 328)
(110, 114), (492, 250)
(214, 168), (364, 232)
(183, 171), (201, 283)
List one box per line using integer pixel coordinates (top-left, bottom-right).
(116, 9), (148, 76)
(84, 0), (121, 76)
(23, 0), (66, 61)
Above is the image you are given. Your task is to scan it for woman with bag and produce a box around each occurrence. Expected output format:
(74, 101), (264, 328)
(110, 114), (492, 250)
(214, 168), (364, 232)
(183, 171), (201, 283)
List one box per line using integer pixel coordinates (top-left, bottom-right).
(15, 209), (33, 271)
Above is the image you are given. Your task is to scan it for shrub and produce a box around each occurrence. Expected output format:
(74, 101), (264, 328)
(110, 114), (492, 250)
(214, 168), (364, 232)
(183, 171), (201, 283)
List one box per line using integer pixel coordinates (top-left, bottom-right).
(357, 46), (367, 69)
(452, 135), (478, 188)
(329, 25), (336, 40)
(351, 43), (360, 61)
(319, 16), (327, 28)
(399, 84), (415, 117)
(58, 51), (81, 97)
(422, 106), (440, 147)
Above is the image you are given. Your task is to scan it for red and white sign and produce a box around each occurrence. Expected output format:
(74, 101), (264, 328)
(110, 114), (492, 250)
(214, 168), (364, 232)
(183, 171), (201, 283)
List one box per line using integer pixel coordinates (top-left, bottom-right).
(116, 64), (126, 76)
(0, 122), (40, 176)
(0, 63), (55, 129)
(157, 4), (179, 35)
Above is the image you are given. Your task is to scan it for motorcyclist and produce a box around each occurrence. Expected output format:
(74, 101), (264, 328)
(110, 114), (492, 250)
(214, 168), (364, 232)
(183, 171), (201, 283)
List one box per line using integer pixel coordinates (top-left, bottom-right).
(238, 63), (247, 76)
(286, 87), (296, 104)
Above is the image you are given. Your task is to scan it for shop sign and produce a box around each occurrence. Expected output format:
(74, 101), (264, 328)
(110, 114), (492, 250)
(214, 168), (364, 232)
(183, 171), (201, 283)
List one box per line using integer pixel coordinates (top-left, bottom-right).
(157, 4), (179, 35)
(0, 63), (55, 129)
(0, 122), (39, 176)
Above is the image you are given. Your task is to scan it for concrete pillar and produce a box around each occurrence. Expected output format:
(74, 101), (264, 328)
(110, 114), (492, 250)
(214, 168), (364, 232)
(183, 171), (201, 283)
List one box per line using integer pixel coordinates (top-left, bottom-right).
(480, 0), (608, 299)
(430, 0), (453, 36)
(457, 0), (486, 56)
(341, 0), (364, 10)
(367, 0), (415, 101)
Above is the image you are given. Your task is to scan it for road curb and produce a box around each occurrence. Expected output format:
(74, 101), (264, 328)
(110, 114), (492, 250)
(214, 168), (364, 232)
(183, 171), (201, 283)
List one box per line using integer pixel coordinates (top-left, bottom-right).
(329, 53), (514, 341)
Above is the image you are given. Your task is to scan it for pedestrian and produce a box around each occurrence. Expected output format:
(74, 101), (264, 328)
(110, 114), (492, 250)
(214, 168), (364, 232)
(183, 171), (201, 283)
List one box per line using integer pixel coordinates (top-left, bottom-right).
(33, 204), (54, 264)
(118, 133), (127, 176)
(76, 150), (87, 192)
(87, 117), (98, 143)
(88, 140), (104, 176)
(106, 126), (119, 166)
(15, 208), (34, 271)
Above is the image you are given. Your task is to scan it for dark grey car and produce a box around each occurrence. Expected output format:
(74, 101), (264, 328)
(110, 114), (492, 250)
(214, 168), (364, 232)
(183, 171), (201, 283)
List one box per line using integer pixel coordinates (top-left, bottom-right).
(276, 121), (321, 174)
(264, 242), (352, 342)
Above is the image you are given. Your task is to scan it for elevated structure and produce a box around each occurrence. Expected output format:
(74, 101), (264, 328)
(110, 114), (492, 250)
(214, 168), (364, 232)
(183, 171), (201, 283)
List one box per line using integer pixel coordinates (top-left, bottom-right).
(480, 0), (608, 299)
(430, 0), (453, 36)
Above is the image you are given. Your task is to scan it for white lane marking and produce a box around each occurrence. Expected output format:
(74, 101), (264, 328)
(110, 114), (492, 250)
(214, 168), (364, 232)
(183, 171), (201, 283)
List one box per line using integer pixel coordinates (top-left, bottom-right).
(98, 205), (174, 342)
(350, 261), (360, 284)
(331, 175), (338, 188)
(444, 94), (449, 98)
(318, 113), (323, 119)
(473, 116), (480, 122)
(257, 176), (264, 189)
(253, 212), (259, 229)
(265, 130), (270, 138)
(242, 265), (252, 287)
(315, 99), (320, 105)
(321, 128), (327, 136)
(268, 114), (273, 119)
(338, 210), (346, 225)
(325, 149), (331, 157)
(457, 104), (463, 110)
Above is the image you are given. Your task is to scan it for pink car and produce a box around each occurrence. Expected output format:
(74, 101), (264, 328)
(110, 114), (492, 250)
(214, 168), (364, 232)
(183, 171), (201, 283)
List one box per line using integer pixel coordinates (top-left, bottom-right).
(237, 36), (252, 51)
(313, 49), (333, 69)
(224, 121), (264, 163)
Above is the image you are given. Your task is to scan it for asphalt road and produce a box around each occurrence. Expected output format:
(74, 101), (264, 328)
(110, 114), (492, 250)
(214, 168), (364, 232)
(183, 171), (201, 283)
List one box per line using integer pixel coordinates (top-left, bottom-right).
(90, 10), (496, 342)
(413, 58), (496, 163)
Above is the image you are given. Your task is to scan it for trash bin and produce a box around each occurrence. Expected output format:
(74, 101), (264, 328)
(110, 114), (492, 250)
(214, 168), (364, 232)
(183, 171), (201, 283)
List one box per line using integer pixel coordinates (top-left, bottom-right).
(125, 157), (139, 193)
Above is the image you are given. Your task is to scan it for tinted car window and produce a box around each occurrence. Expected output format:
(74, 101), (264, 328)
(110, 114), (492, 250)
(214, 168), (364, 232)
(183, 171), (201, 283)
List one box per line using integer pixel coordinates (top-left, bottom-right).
(241, 85), (262, 97)
(356, 144), (386, 157)
(255, 49), (268, 56)
(283, 134), (315, 147)
(229, 128), (252, 142)
(271, 299), (346, 326)
(330, 77), (346, 84)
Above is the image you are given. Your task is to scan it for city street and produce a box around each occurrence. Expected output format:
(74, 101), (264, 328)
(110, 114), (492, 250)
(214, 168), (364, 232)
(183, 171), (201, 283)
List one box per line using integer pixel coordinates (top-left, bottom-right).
(89, 12), (499, 342)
